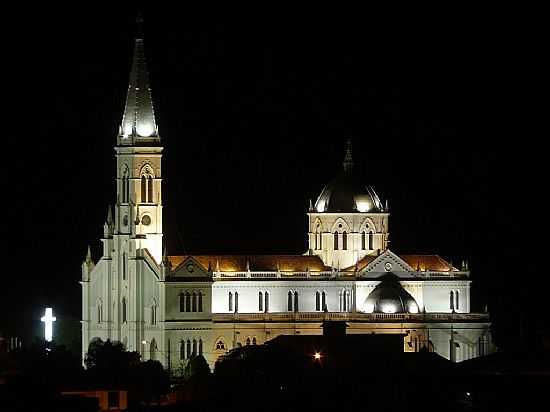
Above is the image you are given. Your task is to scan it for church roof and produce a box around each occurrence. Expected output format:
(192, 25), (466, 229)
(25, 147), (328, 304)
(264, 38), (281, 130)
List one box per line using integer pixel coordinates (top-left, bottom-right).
(119, 16), (159, 142)
(348, 254), (458, 272)
(167, 255), (331, 272)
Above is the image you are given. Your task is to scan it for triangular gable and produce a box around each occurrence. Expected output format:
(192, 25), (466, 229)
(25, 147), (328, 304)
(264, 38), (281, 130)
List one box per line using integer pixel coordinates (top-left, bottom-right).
(171, 256), (212, 278)
(358, 249), (415, 278)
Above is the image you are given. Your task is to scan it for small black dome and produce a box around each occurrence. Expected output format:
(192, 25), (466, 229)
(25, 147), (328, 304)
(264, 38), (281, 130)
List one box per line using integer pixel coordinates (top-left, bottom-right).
(363, 274), (419, 314)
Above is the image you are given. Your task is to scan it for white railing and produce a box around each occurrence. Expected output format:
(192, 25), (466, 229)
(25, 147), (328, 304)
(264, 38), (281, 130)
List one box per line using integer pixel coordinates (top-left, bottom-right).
(212, 312), (490, 323)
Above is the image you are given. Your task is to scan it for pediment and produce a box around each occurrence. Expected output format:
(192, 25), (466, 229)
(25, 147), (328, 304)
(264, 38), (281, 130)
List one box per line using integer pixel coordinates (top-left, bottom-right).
(171, 256), (212, 278)
(358, 250), (415, 278)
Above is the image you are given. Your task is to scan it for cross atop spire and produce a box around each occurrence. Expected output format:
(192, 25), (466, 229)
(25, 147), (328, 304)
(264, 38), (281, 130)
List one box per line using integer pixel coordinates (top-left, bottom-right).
(119, 15), (159, 144)
(343, 139), (353, 173)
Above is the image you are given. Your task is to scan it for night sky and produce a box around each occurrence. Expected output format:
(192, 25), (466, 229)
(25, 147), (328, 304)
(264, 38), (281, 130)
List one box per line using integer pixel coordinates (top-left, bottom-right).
(2, 6), (538, 349)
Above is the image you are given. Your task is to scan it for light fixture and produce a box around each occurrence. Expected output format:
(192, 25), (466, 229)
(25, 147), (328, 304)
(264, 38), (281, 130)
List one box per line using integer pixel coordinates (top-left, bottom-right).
(136, 123), (155, 137)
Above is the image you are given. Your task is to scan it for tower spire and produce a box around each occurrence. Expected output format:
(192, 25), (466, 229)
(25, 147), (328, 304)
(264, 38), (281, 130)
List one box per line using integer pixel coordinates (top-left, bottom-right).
(119, 15), (158, 143)
(343, 139), (353, 173)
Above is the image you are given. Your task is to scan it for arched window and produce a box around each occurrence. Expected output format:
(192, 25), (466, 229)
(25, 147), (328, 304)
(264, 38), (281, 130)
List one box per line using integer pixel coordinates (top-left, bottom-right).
(252, 337), (257, 345)
(150, 339), (157, 361)
(228, 292), (233, 312)
(246, 337), (251, 346)
(186, 339), (191, 358)
(122, 298), (127, 323)
(315, 291), (320, 311)
(234, 292), (239, 313)
(199, 339), (203, 356)
(342, 290), (347, 311)
(450, 291), (455, 310)
(455, 290), (459, 310)
(122, 253), (126, 280)
(180, 340), (185, 360)
(148, 176), (153, 203)
(287, 291), (293, 311)
(322, 291), (327, 311)
(97, 304), (102, 324)
(264, 291), (269, 313)
(122, 166), (129, 203)
(368, 231), (373, 250)
(342, 231), (348, 250)
(198, 292), (203, 312)
(216, 340), (225, 350)
(179, 293), (185, 312)
(294, 291), (299, 312)
(185, 292), (191, 312)
(319, 231), (322, 249)
(192, 339), (197, 356)
(361, 231), (366, 250)
(314, 231), (318, 250)
(334, 231), (339, 250)
(141, 175), (147, 203)
(151, 304), (156, 325)
(259, 291), (263, 312)
(192, 292), (197, 312)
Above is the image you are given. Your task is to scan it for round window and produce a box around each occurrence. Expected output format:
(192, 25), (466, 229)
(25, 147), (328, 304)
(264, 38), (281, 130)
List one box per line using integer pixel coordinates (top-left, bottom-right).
(142, 215), (152, 226)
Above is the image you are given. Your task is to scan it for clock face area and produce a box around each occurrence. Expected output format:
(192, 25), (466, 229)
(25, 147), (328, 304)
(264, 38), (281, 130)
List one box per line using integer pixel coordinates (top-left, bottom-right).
(142, 215), (152, 226)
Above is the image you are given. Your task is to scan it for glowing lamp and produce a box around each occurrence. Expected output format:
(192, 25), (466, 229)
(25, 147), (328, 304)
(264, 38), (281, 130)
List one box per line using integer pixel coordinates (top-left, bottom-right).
(381, 303), (396, 314)
(40, 308), (56, 342)
(136, 123), (155, 137)
(314, 352), (321, 360)
(355, 201), (371, 213)
(363, 303), (375, 313)
(316, 200), (325, 213)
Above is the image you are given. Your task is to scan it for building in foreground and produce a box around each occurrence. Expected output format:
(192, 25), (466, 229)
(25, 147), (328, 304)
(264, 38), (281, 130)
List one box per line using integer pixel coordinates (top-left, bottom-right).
(81, 28), (494, 369)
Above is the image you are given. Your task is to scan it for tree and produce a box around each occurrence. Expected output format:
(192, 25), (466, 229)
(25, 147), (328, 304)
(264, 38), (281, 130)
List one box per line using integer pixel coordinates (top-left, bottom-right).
(84, 338), (140, 384)
(184, 354), (211, 380)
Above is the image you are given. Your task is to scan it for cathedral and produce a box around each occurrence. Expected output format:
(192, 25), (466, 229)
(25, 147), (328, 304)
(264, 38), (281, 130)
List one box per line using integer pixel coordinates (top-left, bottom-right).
(81, 29), (494, 369)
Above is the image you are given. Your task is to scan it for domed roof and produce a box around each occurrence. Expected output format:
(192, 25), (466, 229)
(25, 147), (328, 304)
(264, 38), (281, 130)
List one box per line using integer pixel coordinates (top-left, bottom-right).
(363, 274), (420, 314)
(313, 140), (385, 213)
(314, 173), (384, 213)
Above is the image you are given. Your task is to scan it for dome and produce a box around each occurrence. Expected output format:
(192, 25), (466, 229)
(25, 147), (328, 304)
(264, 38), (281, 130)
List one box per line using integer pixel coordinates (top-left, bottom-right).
(314, 172), (384, 213)
(363, 274), (420, 314)
(313, 140), (385, 213)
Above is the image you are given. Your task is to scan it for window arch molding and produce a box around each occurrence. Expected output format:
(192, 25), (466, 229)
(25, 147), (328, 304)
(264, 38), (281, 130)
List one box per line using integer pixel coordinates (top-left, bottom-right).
(359, 217), (377, 234)
(330, 218), (350, 234)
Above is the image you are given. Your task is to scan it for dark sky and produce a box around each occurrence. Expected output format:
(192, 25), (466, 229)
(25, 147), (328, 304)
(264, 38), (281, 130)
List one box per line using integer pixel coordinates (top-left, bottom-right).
(2, 6), (538, 348)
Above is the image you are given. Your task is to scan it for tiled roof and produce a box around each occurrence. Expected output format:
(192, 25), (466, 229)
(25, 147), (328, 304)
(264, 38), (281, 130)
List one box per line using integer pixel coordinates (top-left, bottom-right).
(400, 255), (458, 272)
(347, 254), (457, 272)
(167, 255), (331, 273)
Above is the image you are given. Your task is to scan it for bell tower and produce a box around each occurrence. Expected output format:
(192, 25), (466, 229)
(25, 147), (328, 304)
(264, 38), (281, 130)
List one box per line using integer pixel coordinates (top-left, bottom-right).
(114, 16), (163, 264)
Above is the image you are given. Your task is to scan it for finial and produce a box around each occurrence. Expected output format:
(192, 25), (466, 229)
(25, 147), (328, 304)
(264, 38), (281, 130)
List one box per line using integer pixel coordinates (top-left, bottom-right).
(309, 199), (313, 211)
(85, 245), (92, 264)
(161, 247), (168, 266)
(246, 258), (250, 272)
(106, 205), (113, 225)
(343, 138), (354, 173)
(385, 199), (389, 211)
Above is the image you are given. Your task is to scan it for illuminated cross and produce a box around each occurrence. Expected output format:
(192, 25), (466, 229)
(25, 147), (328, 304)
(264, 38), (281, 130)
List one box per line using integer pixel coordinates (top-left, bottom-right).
(40, 308), (56, 342)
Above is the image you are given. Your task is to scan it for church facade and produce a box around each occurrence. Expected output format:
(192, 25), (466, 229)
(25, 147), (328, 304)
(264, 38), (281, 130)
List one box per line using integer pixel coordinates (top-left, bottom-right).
(81, 32), (493, 370)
